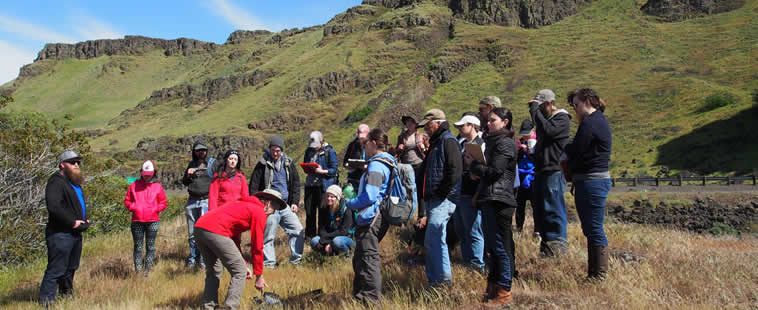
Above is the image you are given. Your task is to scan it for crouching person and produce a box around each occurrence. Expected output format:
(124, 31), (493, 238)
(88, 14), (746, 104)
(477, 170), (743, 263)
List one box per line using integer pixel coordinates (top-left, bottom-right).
(310, 185), (355, 256)
(194, 190), (285, 310)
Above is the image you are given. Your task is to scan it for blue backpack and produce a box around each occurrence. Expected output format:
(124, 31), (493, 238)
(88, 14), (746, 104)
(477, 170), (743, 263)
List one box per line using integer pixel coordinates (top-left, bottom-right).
(369, 157), (417, 226)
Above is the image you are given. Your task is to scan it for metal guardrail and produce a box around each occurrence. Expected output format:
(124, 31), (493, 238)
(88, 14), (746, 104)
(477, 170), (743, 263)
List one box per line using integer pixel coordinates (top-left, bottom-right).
(611, 176), (758, 187)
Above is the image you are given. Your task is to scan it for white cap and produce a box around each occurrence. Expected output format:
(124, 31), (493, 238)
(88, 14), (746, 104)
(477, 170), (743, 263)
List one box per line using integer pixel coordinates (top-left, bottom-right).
(309, 131), (323, 148)
(141, 160), (155, 177)
(454, 115), (481, 127)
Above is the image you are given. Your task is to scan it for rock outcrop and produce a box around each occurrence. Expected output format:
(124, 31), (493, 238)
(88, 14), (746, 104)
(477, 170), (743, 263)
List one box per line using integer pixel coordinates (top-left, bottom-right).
(449, 0), (590, 28)
(361, 0), (424, 8)
(292, 71), (377, 101)
(35, 36), (218, 61)
(225, 30), (272, 44)
(247, 114), (312, 131)
(641, 0), (744, 22)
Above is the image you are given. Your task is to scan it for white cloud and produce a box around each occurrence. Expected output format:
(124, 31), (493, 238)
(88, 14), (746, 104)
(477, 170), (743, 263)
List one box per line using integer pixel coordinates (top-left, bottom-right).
(0, 15), (76, 44)
(0, 40), (36, 84)
(208, 0), (268, 30)
(68, 11), (123, 40)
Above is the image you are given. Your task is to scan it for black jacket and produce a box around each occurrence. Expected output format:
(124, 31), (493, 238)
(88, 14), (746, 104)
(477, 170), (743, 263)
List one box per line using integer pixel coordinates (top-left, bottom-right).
(318, 204), (355, 245)
(470, 129), (517, 207)
(248, 151), (301, 207)
(182, 142), (213, 199)
(529, 102), (571, 173)
(45, 172), (88, 234)
(343, 138), (365, 181)
(565, 110), (612, 175)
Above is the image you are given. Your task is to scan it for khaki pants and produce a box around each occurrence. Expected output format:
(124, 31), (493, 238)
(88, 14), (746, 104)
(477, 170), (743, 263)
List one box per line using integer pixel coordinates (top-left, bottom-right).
(195, 228), (247, 310)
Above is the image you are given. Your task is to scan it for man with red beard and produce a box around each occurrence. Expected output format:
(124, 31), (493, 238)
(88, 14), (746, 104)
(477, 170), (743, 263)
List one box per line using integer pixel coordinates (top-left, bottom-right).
(39, 150), (90, 306)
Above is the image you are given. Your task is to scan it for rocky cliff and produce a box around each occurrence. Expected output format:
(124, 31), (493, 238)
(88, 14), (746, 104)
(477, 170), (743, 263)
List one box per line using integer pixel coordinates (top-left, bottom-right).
(449, 0), (590, 28)
(641, 0), (744, 21)
(35, 35), (218, 61)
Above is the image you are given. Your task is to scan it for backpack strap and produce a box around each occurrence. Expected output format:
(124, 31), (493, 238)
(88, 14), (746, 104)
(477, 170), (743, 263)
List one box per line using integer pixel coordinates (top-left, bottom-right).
(368, 157), (396, 203)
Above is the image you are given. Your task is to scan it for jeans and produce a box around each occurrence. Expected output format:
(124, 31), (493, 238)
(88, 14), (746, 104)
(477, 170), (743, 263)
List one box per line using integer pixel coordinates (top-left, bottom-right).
(574, 179), (611, 247)
(424, 199), (456, 285)
(481, 202), (516, 290)
(39, 231), (82, 304)
(263, 207), (304, 265)
(196, 228), (248, 310)
(535, 171), (568, 254)
(453, 195), (484, 269)
(310, 236), (355, 255)
(131, 221), (160, 273)
(353, 212), (390, 303)
(186, 199), (209, 266)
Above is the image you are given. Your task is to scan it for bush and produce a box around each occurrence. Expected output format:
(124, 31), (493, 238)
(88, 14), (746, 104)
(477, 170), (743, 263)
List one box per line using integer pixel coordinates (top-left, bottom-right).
(343, 105), (374, 123)
(698, 91), (738, 113)
(0, 112), (122, 266)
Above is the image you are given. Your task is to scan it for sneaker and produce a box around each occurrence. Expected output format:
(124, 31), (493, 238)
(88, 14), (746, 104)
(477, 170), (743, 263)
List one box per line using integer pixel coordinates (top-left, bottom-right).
(264, 264), (277, 270)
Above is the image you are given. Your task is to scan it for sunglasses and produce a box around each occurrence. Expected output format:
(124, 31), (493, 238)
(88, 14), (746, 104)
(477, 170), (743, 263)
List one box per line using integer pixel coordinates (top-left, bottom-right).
(65, 160), (82, 166)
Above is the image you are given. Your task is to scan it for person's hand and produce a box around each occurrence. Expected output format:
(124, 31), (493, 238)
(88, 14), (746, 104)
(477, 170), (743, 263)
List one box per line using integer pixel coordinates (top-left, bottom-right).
(291, 204), (298, 213)
(325, 244), (333, 255)
(246, 267), (253, 280)
(471, 175), (480, 181)
(361, 164), (367, 171)
(315, 166), (328, 175)
(463, 153), (474, 165)
(187, 168), (197, 176)
(417, 217), (427, 229)
(254, 275), (267, 291)
(72, 220), (85, 229)
(317, 243), (324, 249)
(397, 143), (405, 151)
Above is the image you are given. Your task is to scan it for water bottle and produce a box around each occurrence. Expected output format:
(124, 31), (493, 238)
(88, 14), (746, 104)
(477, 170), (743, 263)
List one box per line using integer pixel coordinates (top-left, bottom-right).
(343, 184), (357, 200)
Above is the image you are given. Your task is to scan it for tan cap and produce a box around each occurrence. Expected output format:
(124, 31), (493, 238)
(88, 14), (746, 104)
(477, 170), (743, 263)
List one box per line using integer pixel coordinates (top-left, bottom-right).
(479, 96), (501, 108)
(417, 109), (446, 127)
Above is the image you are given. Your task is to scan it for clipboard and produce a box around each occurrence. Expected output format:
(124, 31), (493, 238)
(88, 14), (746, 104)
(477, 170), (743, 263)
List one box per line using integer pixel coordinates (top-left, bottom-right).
(347, 159), (367, 170)
(464, 143), (486, 165)
(299, 163), (319, 174)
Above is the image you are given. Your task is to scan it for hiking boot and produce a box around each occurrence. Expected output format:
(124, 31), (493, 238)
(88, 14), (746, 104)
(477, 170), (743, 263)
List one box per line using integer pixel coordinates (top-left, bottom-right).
(588, 245), (609, 280)
(481, 281), (496, 302)
(483, 285), (512, 308)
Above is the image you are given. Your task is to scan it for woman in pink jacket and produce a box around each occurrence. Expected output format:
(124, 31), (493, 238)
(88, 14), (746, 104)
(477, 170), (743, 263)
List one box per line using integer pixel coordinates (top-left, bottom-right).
(124, 160), (168, 276)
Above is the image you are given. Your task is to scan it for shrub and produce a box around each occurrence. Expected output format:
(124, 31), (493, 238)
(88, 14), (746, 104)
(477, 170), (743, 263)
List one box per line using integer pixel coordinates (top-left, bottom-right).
(698, 91), (738, 113)
(344, 105), (374, 123)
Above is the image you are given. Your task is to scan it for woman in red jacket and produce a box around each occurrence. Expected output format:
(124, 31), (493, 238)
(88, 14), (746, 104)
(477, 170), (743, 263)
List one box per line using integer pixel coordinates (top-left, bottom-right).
(124, 160), (168, 276)
(209, 150), (249, 211)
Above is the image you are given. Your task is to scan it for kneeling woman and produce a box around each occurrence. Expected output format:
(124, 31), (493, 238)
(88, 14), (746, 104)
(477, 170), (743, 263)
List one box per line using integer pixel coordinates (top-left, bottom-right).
(124, 160), (168, 277)
(310, 185), (355, 256)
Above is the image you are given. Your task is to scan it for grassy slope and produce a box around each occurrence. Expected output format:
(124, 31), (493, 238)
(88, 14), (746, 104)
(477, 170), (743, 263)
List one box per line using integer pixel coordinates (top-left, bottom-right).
(5, 0), (758, 176)
(1, 193), (756, 309)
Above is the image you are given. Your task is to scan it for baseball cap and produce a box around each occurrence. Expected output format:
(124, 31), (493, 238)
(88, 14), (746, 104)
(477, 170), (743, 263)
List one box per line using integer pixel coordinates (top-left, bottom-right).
(357, 124), (370, 138)
(533, 89), (556, 104)
(193, 143), (208, 151)
(479, 96), (502, 108)
(309, 131), (323, 148)
(141, 160), (155, 177)
(454, 115), (481, 127)
(59, 150), (82, 164)
(416, 109), (446, 127)
(518, 119), (534, 136)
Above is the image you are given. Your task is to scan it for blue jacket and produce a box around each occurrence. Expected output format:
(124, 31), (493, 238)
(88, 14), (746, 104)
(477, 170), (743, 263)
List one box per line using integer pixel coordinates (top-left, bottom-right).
(518, 153), (536, 189)
(303, 143), (339, 191)
(346, 152), (394, 226)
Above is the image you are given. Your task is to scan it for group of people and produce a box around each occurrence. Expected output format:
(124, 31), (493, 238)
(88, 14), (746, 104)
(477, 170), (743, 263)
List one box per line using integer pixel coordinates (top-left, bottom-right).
(38, 87), (612, 309)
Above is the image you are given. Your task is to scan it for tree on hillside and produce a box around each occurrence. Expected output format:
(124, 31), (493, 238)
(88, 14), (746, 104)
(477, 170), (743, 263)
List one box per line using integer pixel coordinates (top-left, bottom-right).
(0, 95), (13, 109)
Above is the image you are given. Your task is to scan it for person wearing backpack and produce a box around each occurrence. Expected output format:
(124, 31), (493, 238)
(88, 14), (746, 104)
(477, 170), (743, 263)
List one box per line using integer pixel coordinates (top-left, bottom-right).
(418, 109), (463, 287)
(310, 185), (355, 256)
(303, 131), (339, 238)
(345, 128), (393, 304)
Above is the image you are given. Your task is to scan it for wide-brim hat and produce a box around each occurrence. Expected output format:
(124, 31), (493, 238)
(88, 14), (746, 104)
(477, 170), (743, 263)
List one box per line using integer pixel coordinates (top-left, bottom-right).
(253, 189), (287, 210)
(401, 115), (416, 124)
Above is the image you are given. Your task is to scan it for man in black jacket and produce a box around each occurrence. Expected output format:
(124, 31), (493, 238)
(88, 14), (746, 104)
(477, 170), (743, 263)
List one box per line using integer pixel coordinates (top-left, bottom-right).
(528, 89), (571, 256)
(248, 135), (304, 267)
(343, 124), (369, 189)
(418, 109), (463, 286)
(181, 142), (212, 269)
(39, 150), (90, 305)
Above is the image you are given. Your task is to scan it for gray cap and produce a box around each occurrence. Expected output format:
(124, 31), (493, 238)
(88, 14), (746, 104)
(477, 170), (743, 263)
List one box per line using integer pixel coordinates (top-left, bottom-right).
(479, 96), (502, 108)
(59, 150), (81, 163)
(193, 143), (208, 151)
(534, 89), (556, 104)
(309, 131), (323, 148)
(269, 135), (285, 150)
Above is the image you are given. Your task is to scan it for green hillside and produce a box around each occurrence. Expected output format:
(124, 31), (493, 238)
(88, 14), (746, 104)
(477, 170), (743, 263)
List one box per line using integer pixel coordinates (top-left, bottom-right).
(3, 0), (757, 177)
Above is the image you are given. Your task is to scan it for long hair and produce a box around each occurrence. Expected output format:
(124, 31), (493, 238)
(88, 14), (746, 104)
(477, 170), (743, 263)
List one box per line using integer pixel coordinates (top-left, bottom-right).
(216, 149), (242, 179)
(490, 107), (514, 138)
(568, 88), (606, 112)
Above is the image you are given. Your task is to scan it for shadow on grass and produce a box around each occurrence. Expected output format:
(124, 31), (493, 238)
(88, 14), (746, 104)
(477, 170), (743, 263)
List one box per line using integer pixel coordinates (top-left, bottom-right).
(89, 257), (131, 280)
(656, 104), (758, 175)
(0, 280), (37, 305)
(155, 292), (204, 309)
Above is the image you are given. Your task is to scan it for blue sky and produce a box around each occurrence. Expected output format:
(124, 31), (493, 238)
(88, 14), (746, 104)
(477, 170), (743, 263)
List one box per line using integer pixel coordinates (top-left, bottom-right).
(0, 0), (361, 84)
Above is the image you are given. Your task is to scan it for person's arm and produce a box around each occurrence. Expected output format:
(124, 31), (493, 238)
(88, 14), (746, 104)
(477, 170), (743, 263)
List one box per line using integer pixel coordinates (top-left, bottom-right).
(182, 162), (194, 186)
(45, 177), (76, 228)
(530, 102), (570, 138)
(250, 208), (266, 276)
(238, 174), (250, 200)
(326, 147), (339, 177)
(208, 179), (219, 211)
(471, 140), (514, 183)
(437, 138), (463, 198)
(288, 160), (301, 207)
(124, 183), (135, 211)
(346, 162), (385, 211)
(343, 141), (353, 167)
(248, 163), (263, 195)
(156, 183), (168, 213)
